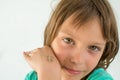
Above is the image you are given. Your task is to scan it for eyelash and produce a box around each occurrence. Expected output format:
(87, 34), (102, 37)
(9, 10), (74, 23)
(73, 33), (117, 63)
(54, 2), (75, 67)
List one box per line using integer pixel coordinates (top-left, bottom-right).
(63, 37), (101, 52)
(63, 37), (75, 45)
(88, 45), (101, 52)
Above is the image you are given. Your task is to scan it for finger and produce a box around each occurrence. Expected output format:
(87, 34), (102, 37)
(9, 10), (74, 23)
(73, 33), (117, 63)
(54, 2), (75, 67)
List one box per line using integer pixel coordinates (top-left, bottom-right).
(43, 46), (54, 55)
(49, 45), (60, 61)
(23, 52), (31, 60)
(49, 45), (62, 66)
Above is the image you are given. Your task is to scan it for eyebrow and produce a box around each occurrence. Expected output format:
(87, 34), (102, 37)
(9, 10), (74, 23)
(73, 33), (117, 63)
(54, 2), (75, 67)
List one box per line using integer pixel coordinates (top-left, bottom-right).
(59, 31), (106, 46)
(59, 30), (74, 38)
(90, 42), (106, 46)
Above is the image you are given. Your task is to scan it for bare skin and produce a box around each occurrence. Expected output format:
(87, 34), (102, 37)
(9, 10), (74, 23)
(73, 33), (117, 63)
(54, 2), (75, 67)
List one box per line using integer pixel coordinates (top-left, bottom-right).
(24, 46), (61, 80)
(24, 16), (106, 80)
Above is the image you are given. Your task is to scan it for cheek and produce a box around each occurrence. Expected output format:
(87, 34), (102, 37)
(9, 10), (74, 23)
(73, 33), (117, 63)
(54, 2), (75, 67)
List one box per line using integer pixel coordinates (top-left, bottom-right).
(86, 55), (102, 71)
(51, 39), (69, 64)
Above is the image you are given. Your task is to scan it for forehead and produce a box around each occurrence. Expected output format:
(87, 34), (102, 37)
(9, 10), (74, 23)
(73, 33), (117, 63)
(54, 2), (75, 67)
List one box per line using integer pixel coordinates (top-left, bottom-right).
(58, 15), (106, 43)
(60, 15), (100, 31)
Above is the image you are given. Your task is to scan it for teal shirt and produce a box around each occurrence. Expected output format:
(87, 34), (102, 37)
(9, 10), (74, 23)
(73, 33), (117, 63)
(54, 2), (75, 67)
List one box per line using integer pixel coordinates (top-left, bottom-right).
(25, 71), (38, 80)
(25, 68), (113, 80)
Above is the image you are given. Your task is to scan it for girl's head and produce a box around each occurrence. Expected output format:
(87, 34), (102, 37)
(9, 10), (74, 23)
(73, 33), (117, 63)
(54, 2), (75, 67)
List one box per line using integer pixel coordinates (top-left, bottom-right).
(44, 0), (119, 79)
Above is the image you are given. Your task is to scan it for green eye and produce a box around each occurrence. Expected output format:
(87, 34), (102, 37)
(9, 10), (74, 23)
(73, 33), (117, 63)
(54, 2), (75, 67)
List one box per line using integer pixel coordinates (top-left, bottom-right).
(63, 38), (74, 45)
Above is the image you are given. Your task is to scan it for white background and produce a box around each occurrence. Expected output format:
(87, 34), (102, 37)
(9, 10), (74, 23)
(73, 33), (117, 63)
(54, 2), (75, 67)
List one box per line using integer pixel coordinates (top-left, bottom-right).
(0, 0), (120, 80)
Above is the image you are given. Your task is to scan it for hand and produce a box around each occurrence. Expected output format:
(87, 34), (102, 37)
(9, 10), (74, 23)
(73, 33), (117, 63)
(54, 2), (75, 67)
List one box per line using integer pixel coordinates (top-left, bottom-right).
(23, 46), (61, 80)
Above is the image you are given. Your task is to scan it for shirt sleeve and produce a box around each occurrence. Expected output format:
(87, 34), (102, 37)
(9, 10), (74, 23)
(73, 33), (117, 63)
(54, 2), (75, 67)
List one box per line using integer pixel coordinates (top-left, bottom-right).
(25, 71), (38, 80)
(87, 68), (113, 80)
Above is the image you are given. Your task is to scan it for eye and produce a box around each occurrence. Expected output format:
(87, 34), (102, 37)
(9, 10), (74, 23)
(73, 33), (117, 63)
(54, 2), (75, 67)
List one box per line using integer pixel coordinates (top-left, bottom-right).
(88, 45), (101, 52)
(63, 38), (75, 45)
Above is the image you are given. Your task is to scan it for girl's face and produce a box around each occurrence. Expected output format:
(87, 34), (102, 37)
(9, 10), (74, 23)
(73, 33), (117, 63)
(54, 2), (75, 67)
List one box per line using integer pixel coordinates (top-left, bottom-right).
(51, 16), (106, 80)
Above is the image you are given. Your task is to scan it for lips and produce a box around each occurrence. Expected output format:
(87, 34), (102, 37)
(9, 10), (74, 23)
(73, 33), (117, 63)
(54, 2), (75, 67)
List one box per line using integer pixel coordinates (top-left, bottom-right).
(63, 66), (81, 75)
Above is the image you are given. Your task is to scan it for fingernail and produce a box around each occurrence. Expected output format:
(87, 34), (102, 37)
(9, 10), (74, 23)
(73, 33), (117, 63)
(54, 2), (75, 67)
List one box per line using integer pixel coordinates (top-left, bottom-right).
(23, 51), (29, 54)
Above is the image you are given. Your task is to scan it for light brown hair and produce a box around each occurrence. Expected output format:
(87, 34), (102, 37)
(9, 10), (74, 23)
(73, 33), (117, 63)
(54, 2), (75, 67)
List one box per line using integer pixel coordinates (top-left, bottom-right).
(44, 0), (119, 76)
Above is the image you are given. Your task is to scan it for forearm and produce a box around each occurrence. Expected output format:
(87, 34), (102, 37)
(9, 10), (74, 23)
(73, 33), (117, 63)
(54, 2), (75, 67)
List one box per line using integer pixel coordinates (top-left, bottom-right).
(37, 72), (61, 80)
(24, 46), (61, 80)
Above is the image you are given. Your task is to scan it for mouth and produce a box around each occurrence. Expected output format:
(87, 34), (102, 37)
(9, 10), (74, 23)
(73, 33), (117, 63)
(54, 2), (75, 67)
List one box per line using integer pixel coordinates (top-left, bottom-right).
(62, 66), (82, 75)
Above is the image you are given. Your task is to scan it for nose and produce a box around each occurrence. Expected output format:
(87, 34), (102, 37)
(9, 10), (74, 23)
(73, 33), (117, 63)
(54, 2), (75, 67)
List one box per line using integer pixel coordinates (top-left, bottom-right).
(69, 47), (87, 65)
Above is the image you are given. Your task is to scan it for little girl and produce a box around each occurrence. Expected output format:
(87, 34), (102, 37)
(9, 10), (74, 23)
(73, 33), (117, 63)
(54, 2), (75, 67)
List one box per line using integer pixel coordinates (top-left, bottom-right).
(24, 0), (119, 80)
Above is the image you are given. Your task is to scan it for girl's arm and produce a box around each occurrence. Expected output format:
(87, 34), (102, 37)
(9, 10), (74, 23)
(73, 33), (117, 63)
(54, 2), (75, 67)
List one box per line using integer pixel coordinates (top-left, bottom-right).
(24, 46), (61, 80)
